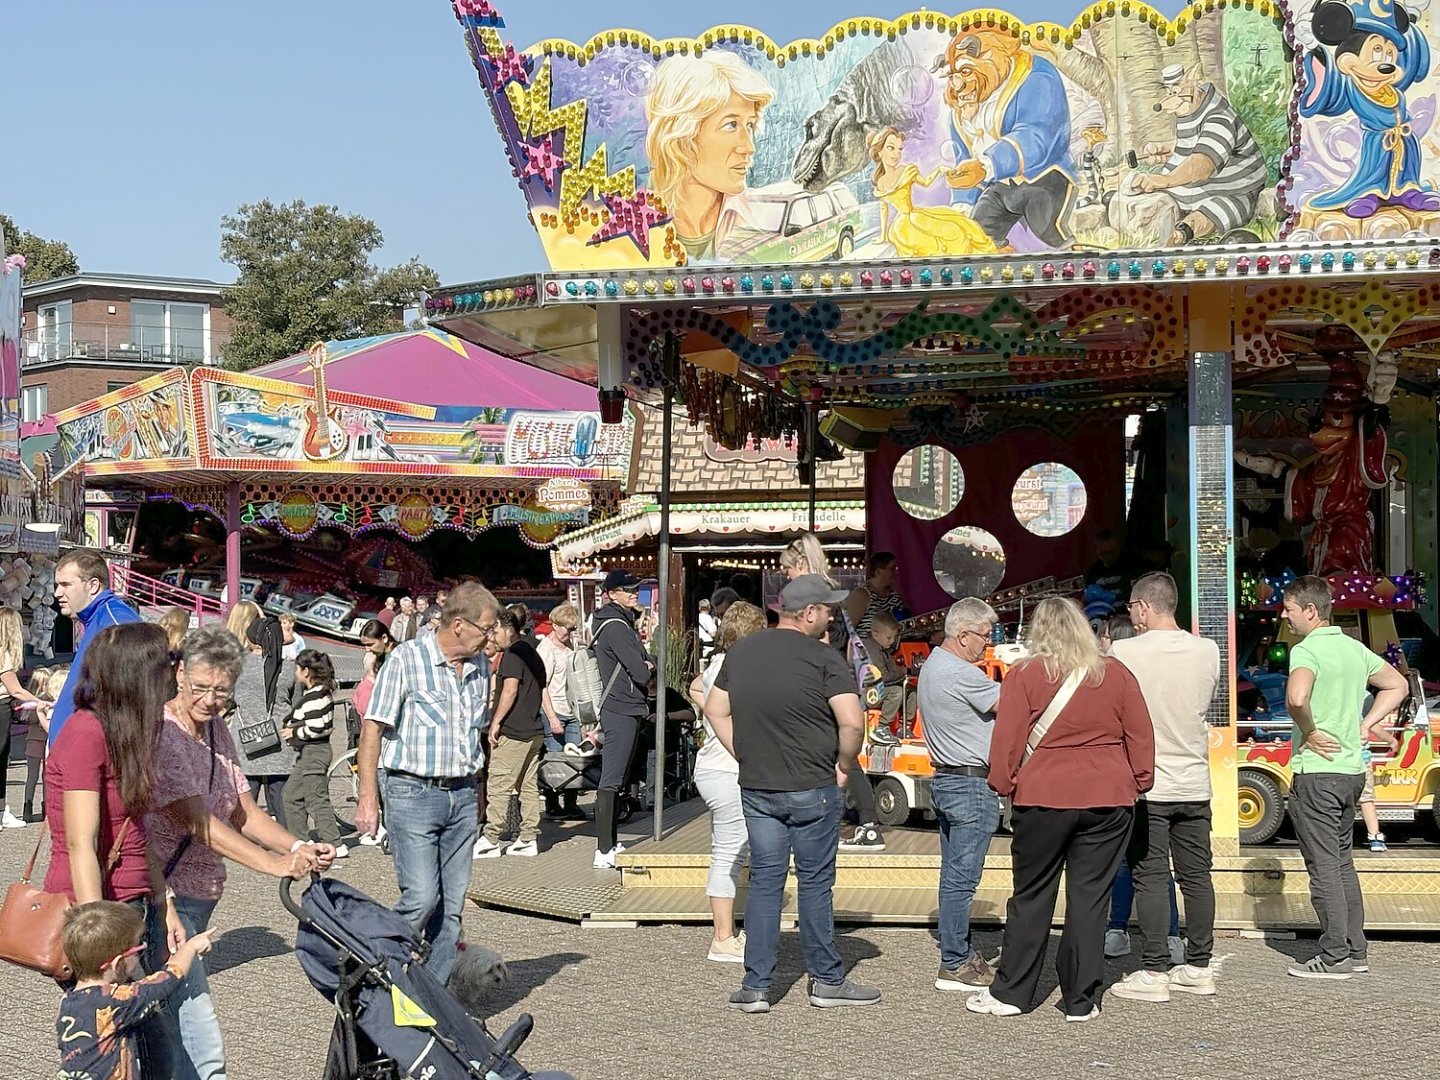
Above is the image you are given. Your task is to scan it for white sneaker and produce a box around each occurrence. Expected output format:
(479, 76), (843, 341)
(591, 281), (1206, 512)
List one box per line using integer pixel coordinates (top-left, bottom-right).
(1066, 1007), (1101, 1023)
(1, 809), (27, 829)
(614, 842), (627, 856)
(593, 847), (617, 870)
(707, 932), (746, 963)
(1168, 964), (1217, 996)
(965, 989), (1022, 1017)
(1104, 929), (1131, 958)
(1168, 935), (1185, 967)
(506, 839), (538, 857)
(333, 844), (349, 859)
(358, 826), (386, 847)
(1109, 969), (1170, 1003)
(473, 836), (504, 860)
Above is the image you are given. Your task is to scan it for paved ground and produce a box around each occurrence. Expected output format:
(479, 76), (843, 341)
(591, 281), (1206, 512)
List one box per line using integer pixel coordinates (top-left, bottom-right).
(1, 814), (1437, 1080)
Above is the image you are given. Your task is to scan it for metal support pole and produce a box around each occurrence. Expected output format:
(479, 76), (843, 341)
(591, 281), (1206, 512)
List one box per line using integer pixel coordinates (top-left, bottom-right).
(806, 400), (819, 532)
(224, 480), (242, 616)
(653, 333), (677, 841)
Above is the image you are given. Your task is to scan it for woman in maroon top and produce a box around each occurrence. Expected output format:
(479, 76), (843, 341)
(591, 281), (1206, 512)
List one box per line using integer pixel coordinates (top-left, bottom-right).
(967, 597), (1154, 1022)
(43, 621), (181, 1073)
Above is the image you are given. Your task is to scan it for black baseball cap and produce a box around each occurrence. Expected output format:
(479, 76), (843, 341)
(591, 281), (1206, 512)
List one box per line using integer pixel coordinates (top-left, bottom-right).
(602, 569), (642, 592)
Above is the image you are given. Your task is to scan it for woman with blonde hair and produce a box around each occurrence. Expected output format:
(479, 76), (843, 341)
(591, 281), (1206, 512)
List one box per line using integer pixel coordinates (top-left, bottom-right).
(967, 596), (1154, 1022)
(779, 533), (836, 586)
(224, 600), (261, 644)
(868, 126), (996, 258)
(690, 600), (767, 962)
(0, 606), (39, 826)
(645, 50), (775, 262)
(156, 607), (191, 652)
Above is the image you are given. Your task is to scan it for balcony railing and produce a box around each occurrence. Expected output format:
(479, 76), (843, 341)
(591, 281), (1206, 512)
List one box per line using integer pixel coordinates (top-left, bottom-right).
(21, 322), (230, 367)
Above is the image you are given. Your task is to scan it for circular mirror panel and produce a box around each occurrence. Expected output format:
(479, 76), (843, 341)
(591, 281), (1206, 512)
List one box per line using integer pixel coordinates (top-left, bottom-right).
(1012, 462), (1087, 537)
(893, 445), (964, 521)
(932, 526), (1007, 599)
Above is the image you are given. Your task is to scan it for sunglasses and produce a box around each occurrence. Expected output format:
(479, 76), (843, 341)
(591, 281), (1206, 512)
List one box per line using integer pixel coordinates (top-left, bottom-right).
(105, 942), (146, 973)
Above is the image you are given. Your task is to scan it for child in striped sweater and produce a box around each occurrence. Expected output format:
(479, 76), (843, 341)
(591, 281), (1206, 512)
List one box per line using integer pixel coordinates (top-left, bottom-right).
(281, 650), (346, 856)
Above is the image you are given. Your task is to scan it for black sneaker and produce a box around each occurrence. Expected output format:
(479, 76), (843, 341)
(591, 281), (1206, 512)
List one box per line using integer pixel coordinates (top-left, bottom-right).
(727, 989), (771, 1014)
(868, 726), (901, 746)
(1288, 956), (1353, 980)
(839, 824), (885, 851)
(808, 977), (882, 1008)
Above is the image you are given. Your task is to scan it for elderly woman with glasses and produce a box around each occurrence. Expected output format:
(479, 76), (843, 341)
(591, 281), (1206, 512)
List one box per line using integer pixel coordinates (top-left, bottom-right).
(147, 626), (334, 1080)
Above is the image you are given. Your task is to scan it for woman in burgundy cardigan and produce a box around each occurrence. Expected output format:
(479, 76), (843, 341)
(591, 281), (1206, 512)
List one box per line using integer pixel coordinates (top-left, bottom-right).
(967, 597), (1154, 1022)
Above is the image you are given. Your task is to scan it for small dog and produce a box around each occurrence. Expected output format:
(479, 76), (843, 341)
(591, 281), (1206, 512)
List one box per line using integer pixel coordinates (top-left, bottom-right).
(447, 941), (510, 1017)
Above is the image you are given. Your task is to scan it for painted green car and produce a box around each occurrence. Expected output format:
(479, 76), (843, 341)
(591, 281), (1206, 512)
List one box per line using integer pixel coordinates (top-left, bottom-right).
(727, 182), (863, 264)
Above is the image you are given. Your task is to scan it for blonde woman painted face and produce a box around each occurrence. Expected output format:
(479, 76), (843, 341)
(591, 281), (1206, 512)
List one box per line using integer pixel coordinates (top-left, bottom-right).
(682, 95), (761, 229)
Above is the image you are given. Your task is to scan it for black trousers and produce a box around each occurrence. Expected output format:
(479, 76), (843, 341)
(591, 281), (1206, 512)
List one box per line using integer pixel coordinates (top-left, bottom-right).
(0, 698), (12, 810)
(971, 170), (1074, 248)
(992, 805), (1133, 1015)
(595, 710), (643, 854)
(248, 775), (288, 817)
(844, 762), (878, 824)
(1127, 799), (1216, 970)
(1290, 772), (1368, 964)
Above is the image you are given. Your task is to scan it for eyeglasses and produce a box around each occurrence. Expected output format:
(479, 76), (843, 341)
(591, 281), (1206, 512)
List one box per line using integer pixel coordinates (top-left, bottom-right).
(105, 942), (145, 972)
(1126, 600), (1146, 610)
(185, 678), (233, 703)
(460, 618), (498, 638)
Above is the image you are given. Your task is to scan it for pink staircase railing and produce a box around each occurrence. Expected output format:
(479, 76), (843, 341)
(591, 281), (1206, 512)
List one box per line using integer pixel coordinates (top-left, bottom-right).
(110, 564), (225, 619)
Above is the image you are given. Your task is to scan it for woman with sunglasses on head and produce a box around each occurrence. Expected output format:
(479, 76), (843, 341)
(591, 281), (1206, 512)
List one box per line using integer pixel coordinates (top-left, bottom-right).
(148, 626), (334, 1080)
(43, 622), (181, 1075)
(224, 604), (296, 818)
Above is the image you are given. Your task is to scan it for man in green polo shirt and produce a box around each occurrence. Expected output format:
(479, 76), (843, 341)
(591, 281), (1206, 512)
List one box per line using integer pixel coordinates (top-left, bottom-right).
(1282, 575), (1407, 980)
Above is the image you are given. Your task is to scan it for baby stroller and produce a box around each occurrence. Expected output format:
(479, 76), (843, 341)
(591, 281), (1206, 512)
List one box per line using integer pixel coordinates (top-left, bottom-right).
(283, 875), (564, 1080)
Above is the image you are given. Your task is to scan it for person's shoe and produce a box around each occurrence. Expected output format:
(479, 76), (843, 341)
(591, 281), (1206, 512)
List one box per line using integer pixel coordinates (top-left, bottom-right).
(1109, 969), (1170, 1003)
(838, 823), (885, 851)
(1368, 833), (1388, 852)
(727, 989), (770, 1014)
(332, 844), (349, 859)
(472, 836), (504, 860)
(868, 725), (901, 746)
(1066, 1006), (1101, 1023)
(935, 953), (993, 991)
(506, 839), (538, 857)
(593, 847), (618, 870)
(808, 977), (882, 1008)
(562, 808), (588, 822)
(358, 825), (387, 847)
(565, 738), (601, 757)
(1168, 964), (1217, 996)
(24, 808), (43, 824)
(1104, 929), (1131, 958)
(1, 809), (27, 829)
(1350, 955), (1370, 974)
(965, 989), (1022, 1017)
(707, 932), (746, 964)
(1288, 956), (1354, 980)
(1168, 935), (1185, 967)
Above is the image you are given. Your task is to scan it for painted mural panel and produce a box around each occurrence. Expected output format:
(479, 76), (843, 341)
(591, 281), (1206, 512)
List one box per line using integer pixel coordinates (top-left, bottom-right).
(54, 369), (195, 476)
(453, 1), (1317, 269)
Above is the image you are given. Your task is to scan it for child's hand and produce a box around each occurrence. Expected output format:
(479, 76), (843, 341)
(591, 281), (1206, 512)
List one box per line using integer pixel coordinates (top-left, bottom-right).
(186, 929), (216, 957)
(280, 727), (293, 740)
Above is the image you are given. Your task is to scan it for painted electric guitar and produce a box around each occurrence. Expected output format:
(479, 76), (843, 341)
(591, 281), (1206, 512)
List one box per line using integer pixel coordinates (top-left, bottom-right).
(301, 341), (349, 461)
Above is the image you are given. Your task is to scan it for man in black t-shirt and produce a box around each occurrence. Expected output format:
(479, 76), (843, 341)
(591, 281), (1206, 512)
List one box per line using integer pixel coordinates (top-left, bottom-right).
(474, 609), (550, 859)
(706, 575), (882, 1014)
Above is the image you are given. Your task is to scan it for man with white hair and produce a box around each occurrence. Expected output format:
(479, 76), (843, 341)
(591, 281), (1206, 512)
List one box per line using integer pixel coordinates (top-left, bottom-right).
(917, 597), (1003, 993)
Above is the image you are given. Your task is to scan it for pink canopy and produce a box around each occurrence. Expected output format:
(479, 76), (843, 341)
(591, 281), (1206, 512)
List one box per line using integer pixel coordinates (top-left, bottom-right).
(252, 330), (597, 412)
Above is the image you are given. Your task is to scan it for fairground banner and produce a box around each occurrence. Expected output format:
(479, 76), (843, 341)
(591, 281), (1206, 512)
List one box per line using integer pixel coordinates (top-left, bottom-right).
(452, 0), (1440, 269)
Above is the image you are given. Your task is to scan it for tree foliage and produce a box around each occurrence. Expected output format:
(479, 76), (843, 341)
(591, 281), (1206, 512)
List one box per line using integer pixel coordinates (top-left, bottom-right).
(0, 213), (80, 282)
(219, 199), (439, 370)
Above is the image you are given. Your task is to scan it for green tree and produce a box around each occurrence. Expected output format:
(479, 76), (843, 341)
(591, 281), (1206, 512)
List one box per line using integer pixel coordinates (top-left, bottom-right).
(219, 199), (439, 370)
(0, 213), (80, 281)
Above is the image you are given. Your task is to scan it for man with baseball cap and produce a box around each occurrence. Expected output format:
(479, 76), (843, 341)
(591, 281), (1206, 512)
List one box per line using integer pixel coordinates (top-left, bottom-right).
(705, 574), (881, 1013)
(591, 569), (654, 869)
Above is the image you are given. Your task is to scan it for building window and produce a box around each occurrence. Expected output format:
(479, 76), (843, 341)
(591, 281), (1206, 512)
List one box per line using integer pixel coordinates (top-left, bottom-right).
(21, 385), (47, 423)
(107, 381), (130, 394)
(131, 300), (209, 363)
(36, 301), (72, 363)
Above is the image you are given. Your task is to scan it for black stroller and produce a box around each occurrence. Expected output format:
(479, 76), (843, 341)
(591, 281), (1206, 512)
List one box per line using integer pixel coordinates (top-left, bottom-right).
(283, 876), (566, 1080)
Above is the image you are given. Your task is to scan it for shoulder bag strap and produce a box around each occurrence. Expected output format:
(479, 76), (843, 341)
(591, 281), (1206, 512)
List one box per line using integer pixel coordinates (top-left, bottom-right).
(103, 818), (134, 874)
(20, 822), (49, 885)
(1021, 670), (1084, 766)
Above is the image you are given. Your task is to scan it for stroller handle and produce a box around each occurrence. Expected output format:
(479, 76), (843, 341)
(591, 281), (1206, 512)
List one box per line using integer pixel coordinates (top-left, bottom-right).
(278, 872), (320, 921)
(484, 1014), (534, 1071)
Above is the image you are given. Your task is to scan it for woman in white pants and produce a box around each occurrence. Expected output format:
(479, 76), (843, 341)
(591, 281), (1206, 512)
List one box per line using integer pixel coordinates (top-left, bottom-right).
(690, 600), (767, 963)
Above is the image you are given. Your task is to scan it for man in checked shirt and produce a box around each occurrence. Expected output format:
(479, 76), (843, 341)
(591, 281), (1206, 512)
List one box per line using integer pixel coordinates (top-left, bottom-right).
(356, 582), (503, 980)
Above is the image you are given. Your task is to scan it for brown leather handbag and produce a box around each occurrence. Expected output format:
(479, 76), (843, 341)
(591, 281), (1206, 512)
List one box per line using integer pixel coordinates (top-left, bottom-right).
(0, 817), (132, 981)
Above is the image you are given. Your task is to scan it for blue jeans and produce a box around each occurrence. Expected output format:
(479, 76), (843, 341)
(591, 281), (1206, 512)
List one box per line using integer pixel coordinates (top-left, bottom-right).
(384, 773), (479, 981)
(740, 785), (845, 991)
(170, 895), (224, 1080)
(931, 773), (999, 969)
(1109, 858), (1179, 937)
(543, 714), (581, 753)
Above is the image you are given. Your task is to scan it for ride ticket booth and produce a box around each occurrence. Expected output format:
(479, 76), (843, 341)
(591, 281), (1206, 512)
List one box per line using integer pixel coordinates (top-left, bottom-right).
(425, 0), (1440, 928)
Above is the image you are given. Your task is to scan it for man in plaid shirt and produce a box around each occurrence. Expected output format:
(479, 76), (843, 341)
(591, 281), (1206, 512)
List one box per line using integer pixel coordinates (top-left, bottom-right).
(356, 582), (502, 979)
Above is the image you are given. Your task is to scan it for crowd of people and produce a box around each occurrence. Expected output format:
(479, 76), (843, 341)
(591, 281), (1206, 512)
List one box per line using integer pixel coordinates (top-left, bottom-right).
(9, 533), (1413, 1074)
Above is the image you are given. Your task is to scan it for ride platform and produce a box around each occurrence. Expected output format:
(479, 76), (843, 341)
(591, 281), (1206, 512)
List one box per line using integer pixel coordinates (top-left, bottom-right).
(465, 799), (1440, 931)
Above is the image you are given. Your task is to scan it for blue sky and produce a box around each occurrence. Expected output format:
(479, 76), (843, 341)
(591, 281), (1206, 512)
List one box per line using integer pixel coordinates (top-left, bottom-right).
(6, 1), (1197, 286)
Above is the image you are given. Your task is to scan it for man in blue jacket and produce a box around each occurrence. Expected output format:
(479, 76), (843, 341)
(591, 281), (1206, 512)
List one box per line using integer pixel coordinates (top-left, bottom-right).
(48, 549), (141, 745)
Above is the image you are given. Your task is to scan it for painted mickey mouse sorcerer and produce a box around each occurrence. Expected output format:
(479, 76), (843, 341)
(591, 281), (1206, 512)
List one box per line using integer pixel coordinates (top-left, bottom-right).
(1299, 0), (1440, 218)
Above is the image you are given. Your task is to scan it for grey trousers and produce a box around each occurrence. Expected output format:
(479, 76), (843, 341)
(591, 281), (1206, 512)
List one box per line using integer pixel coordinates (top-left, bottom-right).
(1289, 772), (1367, 964)
(284, 740), (342, 845)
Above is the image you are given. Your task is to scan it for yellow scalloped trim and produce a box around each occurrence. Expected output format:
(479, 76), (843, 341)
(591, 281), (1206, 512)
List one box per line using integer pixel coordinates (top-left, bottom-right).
(527, 1), (1282, 63)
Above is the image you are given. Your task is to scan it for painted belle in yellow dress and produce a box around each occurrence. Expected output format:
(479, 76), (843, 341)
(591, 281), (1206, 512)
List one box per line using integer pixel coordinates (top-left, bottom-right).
(869, 127), (996, 258)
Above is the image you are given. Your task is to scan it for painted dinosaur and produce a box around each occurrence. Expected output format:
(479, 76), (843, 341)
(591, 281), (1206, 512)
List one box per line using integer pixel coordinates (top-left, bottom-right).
(792, 39), (926, 193)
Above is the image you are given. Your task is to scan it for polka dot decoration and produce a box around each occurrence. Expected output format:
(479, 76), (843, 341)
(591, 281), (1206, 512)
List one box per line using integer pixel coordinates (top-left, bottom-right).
(1235, 281), (1440, 368)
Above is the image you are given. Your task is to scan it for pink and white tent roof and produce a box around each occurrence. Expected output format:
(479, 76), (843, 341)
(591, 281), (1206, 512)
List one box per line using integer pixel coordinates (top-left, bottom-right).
(252, 329), (596, 414)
